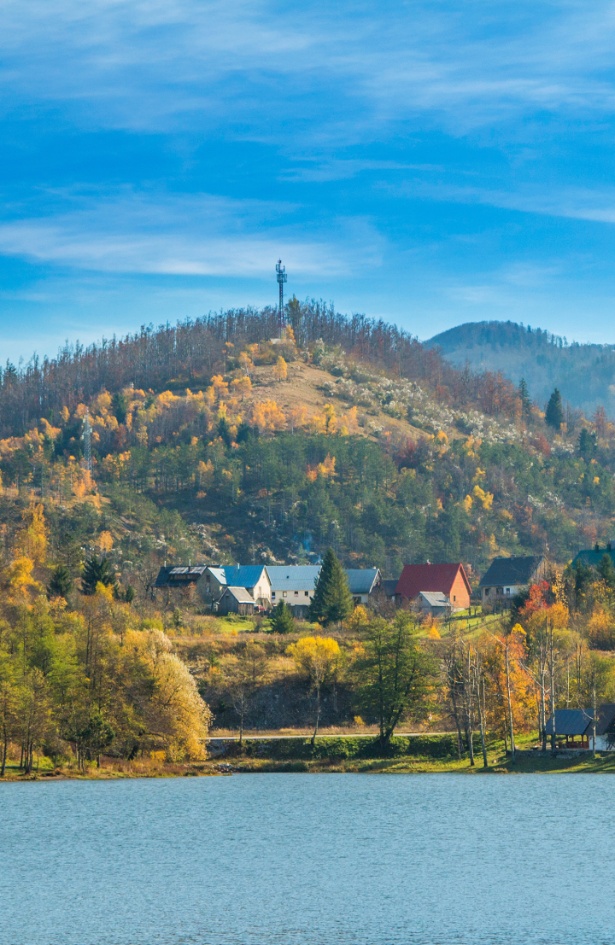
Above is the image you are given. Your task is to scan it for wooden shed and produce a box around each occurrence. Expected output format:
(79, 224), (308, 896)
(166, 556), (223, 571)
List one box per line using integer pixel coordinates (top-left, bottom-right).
(217, 586), (255, 616)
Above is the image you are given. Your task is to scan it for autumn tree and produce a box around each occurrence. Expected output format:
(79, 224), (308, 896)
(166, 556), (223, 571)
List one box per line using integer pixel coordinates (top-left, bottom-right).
(222, 641), (269, 746)
(273, 356), (288, 383)
(287, 635), (341, 743)
(309, 549), (353, 626)
(125, 629), (211, 760)
(0, 648), (18, 775)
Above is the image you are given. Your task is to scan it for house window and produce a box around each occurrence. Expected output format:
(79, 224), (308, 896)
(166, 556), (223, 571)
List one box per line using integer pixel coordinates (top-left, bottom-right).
(497, 587), (503, 595)
(305, 591), (309, 596)
(485, 588), (490, 597)
(272, 592), (276, 599)
(453, 595), (456, 602)
(283, 591), (287, 598)
(294, 591), (299, 596)
(505, 588), (511, 595)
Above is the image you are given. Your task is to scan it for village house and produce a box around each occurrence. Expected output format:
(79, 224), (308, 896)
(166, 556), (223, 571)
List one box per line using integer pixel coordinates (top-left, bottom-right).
(266, 565), (321, 617)
(417, 591), (452, 619)
(395, 562), (471, 612)
(153, 565), (208, 602)
(478, 555), (546, 607)
(571, 542), (615, 569)
(217, 586), (256, 616)
(198, 565), (271, 608)
(266, 565), (382, 615)
(346, 568), (381, 605)
(545, 705), (615, 751)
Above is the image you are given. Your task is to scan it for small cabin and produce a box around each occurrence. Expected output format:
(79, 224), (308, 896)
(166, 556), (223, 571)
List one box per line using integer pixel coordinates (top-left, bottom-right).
(217, 587), (255, 616)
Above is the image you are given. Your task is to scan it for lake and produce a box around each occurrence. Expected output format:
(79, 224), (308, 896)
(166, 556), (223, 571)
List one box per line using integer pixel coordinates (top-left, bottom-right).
(0, 773), (612, 945)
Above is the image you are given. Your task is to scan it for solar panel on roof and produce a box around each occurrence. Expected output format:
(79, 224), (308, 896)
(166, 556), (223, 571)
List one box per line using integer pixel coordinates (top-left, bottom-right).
(170, 567), (189, 574)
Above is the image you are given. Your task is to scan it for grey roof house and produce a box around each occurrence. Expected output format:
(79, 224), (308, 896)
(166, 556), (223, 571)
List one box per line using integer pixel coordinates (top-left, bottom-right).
(545, 704), (615, 750)
(346, 568), (381, 604)
(217, 586), (256, 616)
(266, 565), (321, 615)
(417, 591), (451, 618)
(478, 555), (546, 606)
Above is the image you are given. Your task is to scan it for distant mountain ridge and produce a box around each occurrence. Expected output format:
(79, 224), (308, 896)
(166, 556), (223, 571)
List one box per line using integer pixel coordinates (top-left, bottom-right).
(426, 321), (615, 418)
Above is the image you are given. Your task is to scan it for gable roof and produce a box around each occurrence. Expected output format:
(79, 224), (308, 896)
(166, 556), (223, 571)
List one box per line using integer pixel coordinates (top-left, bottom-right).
(379, 579), (398, 598)
(595, 703), (615, 736)
(395, 563), (471, 600)
(346, 568), (381, 595)
(479, 555), (544, 588)
(545, 708), (593, 736)
(222, 565), (269, 589)
(418, 591), (450, 607)
(154, 565), (207, 588)
(572, 548), (615, 569)
(221, 586), (255, 604)
(545, 704), (615, 737)
(266, 565), (321, 592)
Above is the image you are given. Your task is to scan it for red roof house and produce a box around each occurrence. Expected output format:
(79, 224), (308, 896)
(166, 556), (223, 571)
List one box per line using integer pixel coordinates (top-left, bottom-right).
(395, 563), (471, 612)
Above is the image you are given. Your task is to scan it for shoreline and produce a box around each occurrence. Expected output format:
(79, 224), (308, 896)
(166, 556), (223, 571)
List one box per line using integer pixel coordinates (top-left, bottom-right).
(3, 733), (615, 780)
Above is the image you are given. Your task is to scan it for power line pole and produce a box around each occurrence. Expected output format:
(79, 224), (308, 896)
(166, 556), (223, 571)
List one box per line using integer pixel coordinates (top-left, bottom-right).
(276, 259), (287, 336)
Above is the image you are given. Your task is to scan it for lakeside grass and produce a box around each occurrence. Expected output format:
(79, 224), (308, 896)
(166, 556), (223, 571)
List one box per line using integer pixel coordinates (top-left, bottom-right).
(4, 733), (615, 780)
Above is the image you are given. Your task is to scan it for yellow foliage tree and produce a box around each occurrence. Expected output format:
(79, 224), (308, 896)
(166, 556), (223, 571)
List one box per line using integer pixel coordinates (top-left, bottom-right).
(7, 556), (42, 598)
(251, 400), (286, 433)
(125, 629), (212, 761)
(97, 531), (114, 554)
(231, 375), (252, 401)
(472, 484), (494, 510)
(273, 356), (288, 383)
(15, 503), (47, 566)
(287, 635), (341, 741)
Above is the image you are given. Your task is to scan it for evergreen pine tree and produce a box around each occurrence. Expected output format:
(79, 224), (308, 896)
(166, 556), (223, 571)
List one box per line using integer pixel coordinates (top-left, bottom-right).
(47, 564), (73, 600)
(578, 427), (597, 458)
(269, 600), (295, 634)
(81, 555), (116, 595)
(309, 549), (354, 626)
(518, 378), (531, 422)
(597, 553), (615, 590)
(545, 388), (564, 430)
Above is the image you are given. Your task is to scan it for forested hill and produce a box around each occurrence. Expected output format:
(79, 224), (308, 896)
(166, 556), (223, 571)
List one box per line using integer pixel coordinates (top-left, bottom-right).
(0, 301), (615, 595)
(426, 321), (615, 419)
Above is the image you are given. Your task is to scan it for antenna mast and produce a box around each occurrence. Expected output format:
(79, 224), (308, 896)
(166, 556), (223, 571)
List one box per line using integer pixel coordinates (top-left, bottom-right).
(276, 259), (287, 336)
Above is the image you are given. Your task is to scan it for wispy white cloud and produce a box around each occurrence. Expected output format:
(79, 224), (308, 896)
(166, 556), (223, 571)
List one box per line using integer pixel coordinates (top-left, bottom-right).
(0, 189), (385, 277)
(3, 1), (615, 136)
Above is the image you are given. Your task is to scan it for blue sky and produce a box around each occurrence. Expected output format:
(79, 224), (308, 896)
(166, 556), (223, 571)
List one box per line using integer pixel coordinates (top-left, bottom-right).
(3, 0), (615, 360)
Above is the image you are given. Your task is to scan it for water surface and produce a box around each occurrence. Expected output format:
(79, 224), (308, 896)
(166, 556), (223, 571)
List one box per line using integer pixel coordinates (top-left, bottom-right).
(0, 773), (612, 945)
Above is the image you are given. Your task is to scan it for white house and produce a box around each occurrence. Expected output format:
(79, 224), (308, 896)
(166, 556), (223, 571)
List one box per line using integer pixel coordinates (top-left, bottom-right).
(198, 565), (271, 607)
(266, 565), (321, 616)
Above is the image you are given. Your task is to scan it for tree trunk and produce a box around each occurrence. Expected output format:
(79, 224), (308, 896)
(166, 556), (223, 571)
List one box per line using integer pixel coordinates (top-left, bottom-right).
(540, 663), (547, 753)
(311, 683), (321, 746)
(549, 622), (556, 755)
(504, 643), (516, 764)
(450, 685), (464, 760)
(466, 649), (475, 767)
(592, 684), (598, 759)
(478, 675), (488, 769)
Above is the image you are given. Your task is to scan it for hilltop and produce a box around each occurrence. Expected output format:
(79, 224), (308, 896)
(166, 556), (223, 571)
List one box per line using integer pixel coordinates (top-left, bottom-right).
(0, 301), (613, 596)
(426, 320), (615, 418)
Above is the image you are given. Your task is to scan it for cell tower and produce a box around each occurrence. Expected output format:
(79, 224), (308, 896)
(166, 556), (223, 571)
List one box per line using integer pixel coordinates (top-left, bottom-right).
(276, 259), (287, 335)
(82, 409), (92, 473)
